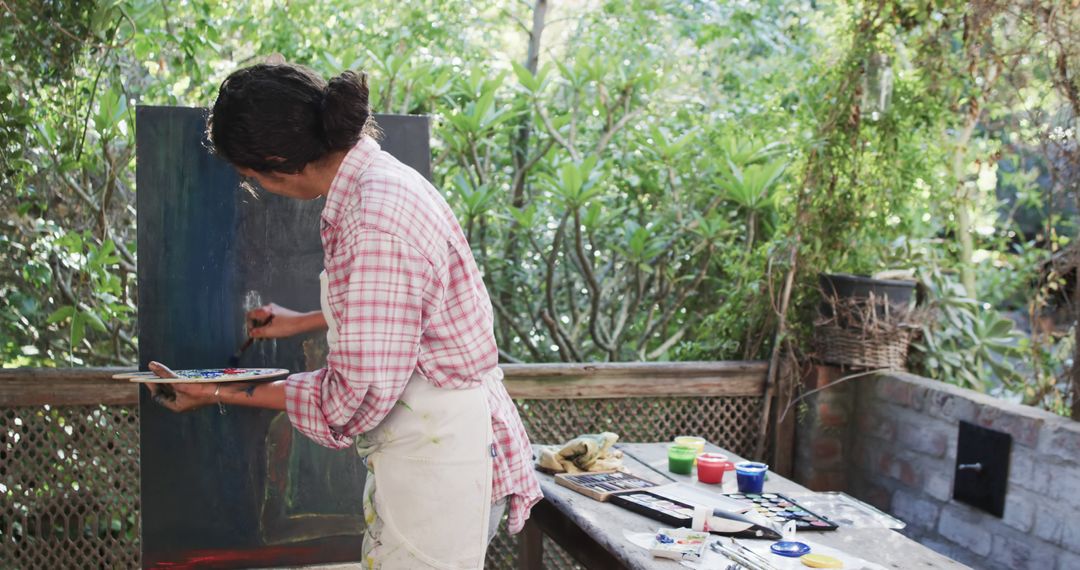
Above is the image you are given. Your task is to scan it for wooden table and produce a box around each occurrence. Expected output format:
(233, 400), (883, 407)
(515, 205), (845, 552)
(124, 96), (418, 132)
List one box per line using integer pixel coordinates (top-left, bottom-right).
(520, 443), (969, 570)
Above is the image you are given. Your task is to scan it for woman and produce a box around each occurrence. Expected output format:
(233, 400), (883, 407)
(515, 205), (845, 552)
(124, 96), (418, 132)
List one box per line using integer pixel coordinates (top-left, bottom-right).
(146, 62), (541, 569)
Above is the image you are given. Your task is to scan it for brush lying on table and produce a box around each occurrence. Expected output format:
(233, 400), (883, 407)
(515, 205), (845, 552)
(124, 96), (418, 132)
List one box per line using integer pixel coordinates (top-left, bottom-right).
(710, 538), (780, 570)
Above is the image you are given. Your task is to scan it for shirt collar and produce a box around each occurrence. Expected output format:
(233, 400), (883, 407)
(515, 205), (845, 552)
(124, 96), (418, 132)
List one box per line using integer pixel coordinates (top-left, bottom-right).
(321, 135), (381, 229)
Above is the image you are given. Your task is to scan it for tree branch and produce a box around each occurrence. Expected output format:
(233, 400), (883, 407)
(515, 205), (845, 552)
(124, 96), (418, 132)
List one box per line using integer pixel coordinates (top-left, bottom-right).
(646, 322), (690, 360)
(536, 102), (579, 160)
(541, 213), (579, 360)
(594, 107), (643, 156)
(491, 294), (543, 361)
(642, 246), (711, 344)
(573, 208), (613, 353)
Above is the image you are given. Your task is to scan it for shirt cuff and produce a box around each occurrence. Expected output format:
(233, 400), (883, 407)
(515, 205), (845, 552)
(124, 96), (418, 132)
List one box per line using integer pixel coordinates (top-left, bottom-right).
(284, 369), (354, 449)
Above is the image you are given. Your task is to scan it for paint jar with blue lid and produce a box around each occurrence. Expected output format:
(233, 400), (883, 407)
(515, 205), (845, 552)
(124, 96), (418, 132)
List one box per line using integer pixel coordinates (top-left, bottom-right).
(735, 461), (768, 494)
(771, 540), (811, 557)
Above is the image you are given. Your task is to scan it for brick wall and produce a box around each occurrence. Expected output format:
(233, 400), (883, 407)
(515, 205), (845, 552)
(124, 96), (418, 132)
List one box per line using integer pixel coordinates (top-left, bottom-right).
(794, 369), (1080, 570)
(793, 364), (855, 491)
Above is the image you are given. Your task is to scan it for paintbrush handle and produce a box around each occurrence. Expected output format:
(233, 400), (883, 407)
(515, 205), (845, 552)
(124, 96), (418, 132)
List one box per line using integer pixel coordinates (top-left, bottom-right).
(252, 315), (274, 329)
(230, 315), (274, 365)
(233, 336), (255, 356)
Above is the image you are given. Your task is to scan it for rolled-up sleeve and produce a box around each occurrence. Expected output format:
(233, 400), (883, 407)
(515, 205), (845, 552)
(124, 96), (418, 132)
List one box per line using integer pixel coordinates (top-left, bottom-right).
(284, 229), (442, 449)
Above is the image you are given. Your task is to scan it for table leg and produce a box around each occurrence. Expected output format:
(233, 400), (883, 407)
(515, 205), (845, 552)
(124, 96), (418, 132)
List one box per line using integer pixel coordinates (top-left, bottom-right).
(518, 519), (543, 570)
(527, 500), (630, 569)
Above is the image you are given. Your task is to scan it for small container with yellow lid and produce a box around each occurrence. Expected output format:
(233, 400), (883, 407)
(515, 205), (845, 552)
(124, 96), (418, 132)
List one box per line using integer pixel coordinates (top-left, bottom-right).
(673, 436), (706, 464)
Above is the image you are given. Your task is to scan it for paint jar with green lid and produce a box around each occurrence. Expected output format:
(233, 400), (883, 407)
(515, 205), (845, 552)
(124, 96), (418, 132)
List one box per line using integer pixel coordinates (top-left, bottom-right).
(667, 444), (698, 475)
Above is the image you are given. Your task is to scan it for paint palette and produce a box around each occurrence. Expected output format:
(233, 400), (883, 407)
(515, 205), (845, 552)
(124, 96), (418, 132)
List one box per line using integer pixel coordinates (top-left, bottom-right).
(554, 471), (662, 501)
(609, 491), (698, 528)
(723, 492), (838, 531)
(649, 528), (709, 561)
(113, 368), (290, 383)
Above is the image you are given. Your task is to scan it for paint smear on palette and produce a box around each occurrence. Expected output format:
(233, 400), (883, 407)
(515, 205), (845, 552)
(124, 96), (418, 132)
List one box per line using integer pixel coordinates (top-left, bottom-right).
(124, 368), (289, 384)
(172, 368), (278, 379)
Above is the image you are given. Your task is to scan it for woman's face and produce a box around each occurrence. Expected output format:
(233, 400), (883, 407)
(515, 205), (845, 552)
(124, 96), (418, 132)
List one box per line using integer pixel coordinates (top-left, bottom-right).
(235, 167), (318, 200)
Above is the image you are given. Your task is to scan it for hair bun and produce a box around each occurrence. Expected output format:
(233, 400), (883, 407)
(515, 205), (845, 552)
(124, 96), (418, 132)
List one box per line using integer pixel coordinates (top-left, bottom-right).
(321, 70), (370, 150)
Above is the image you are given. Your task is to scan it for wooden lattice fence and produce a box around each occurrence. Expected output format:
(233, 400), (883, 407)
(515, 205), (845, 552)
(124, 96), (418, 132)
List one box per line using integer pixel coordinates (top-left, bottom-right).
(0, 362), (767, 569)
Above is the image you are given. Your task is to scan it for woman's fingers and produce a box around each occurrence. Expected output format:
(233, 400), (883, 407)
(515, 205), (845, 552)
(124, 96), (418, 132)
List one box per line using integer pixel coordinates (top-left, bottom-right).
(247, 305), (274, 322)
(247, 305), (278, 337)
(249, 322), (277, 338)
(148, 361), (180, 378)
(249, 315), (283, 338)
(146, 381), (211, 413)
(146, 362), (183, 409)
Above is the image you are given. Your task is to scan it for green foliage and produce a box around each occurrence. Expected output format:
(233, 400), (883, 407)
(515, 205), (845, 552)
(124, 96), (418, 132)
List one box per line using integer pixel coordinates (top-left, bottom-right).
(1, 0), (136, 365)
(911, 263), (1026, 392)
(1, 0), (1077, 415)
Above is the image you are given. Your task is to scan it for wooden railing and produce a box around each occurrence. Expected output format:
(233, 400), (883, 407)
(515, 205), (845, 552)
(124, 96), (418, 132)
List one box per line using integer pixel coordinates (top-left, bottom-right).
(0, 361), (768, 569)
(1, 367), (143, 569)
(502, 361), (766, 399)
(0, 361), (768, 404)
(0, 367), (139, 406)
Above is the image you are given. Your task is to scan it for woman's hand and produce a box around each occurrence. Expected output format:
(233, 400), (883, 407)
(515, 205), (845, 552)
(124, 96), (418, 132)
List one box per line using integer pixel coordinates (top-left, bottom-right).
(246, 303), (326, 338)
(146, 361), (218, 413)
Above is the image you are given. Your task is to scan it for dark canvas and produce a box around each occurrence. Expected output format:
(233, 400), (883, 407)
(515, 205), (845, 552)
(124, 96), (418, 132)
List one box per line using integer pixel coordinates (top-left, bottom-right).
(135, 106), (430, 568)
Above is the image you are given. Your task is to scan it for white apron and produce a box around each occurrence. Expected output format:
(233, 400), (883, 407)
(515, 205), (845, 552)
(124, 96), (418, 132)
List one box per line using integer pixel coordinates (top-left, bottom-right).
(319, 271), (499, 569)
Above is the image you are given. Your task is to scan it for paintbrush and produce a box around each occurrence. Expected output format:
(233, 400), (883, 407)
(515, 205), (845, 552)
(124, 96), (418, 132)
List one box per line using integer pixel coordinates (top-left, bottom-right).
(228, 316), (273, 366)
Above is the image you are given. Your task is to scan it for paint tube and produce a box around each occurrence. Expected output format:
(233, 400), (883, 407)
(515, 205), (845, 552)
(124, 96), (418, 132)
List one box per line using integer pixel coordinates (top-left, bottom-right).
(691, 505), (783, 540)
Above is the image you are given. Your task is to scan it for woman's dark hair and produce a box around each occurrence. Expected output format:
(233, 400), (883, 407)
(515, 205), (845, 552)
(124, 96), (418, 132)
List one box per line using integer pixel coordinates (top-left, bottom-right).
(207, 63), (378, 173)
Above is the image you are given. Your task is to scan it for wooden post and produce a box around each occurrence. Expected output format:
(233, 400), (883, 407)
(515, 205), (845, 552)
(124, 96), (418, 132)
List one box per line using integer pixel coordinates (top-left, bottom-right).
(518, 519), (543, 570)
(771, 359), (798, 477)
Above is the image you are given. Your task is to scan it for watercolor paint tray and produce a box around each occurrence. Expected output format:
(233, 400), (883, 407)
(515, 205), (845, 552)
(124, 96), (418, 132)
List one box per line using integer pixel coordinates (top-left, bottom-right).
(723, 492), (838, 531)
(554, 471), (662, 502)
(609, 491), (698, 528)
(113, 368), (290, 383)
(785, 491), (906, 529)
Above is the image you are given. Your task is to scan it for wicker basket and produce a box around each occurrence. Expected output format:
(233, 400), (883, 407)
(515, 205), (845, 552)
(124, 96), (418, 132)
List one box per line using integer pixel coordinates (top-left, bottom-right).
(813, 322), (915, 370)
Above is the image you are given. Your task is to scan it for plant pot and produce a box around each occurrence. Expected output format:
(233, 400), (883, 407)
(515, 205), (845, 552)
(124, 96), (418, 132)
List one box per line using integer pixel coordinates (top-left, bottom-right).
(814, 323), (914, 370)
(818, 273), (916, 318)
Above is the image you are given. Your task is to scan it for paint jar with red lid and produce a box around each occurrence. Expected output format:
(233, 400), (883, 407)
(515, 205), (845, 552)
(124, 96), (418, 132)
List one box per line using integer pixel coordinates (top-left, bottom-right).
(696, 453), (732, 484)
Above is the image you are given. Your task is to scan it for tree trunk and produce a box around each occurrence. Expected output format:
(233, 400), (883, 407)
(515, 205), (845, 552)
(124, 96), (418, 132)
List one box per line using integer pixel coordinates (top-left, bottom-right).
(1055, 48), (1080, 420)
(1073, 265), (1080, 421)
(510, 0), (548, 208)
(952, 115), (979, 299)
(498, 0), (548, 356)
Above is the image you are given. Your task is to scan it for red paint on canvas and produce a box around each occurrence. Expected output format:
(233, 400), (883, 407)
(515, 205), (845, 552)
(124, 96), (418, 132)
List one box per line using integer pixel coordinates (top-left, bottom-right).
(147, 544), (342, 569)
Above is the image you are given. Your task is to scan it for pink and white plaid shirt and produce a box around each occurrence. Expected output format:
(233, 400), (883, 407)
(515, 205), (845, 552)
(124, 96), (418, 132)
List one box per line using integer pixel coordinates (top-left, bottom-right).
(284, 136), (541, 534)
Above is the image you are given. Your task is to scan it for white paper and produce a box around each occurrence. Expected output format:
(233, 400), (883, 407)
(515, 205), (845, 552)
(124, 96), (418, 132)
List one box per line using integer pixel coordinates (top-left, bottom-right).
(687, 538), (889, 570)
(627, 530), (889, 570)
